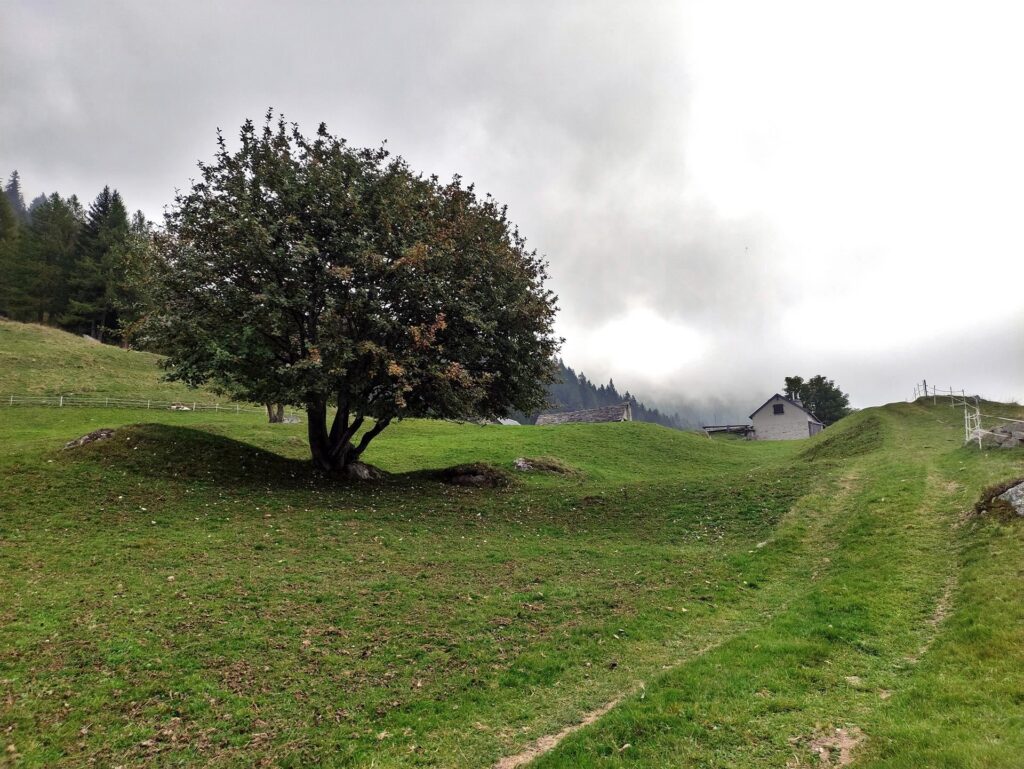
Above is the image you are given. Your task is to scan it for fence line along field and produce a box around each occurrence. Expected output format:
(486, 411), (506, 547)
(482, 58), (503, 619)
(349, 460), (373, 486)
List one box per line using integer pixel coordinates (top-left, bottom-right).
(2, 320), (1023, 768)
(4, 394), (300, 420)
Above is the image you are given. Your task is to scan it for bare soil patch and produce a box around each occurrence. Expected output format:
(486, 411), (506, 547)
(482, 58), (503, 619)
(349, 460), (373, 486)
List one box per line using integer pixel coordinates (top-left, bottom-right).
(908, 576), (956, 663)
(493, 696), (624, 769)
(436, 463), (512, 488)
(788, 726), (865, 767)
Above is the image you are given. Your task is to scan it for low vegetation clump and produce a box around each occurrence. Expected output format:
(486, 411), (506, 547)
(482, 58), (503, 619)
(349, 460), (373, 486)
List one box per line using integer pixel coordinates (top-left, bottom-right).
(435, 461), (514, 487)
(973, 476), (1024, 516)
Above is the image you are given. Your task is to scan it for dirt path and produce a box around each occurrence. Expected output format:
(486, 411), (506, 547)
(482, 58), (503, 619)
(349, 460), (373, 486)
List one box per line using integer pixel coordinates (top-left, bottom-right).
(491, 468), (867, 768)
(492, 696), (625, 769)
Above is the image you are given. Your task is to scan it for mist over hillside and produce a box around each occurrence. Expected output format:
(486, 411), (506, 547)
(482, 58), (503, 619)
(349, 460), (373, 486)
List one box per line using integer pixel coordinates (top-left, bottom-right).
(530, 360), (749, 430)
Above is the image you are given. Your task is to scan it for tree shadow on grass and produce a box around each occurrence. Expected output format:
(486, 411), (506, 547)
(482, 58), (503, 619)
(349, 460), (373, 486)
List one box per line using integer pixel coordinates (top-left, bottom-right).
(64, 422), (325, 490)
(64, 422), (516, 494)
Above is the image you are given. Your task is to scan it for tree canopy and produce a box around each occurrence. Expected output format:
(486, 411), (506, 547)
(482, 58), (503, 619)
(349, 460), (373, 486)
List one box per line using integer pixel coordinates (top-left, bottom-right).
(784, 374), (851, 425)
(143, 114), (560, 473)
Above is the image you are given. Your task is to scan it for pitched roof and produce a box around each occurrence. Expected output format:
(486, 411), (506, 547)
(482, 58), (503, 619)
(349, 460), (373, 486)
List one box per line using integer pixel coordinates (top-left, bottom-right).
(536, 402), (632, 426)
(749, 393), (823, 424)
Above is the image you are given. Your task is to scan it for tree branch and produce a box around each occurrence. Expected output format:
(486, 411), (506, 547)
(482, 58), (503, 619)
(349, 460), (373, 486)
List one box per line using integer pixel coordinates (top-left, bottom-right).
(351, 417), (392, 460)
(329, 415), (364, 461)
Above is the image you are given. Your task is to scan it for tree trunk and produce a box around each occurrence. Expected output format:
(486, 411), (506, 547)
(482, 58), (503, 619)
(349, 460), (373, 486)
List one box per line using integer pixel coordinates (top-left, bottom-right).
(266, 403), (285, 423)
(305, 399), (391, 475)
(306, 401), (336, 471)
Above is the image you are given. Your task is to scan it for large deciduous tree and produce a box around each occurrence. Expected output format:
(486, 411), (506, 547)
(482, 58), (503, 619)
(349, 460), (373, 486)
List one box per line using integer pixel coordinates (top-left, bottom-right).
(143, 114), (559, 474)
(783, 374), (851, 425)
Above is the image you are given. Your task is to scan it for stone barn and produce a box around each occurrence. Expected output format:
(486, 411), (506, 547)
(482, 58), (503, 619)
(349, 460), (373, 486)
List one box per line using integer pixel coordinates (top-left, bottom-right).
(535, 402), (633, 425)
(749, 394), (824, 440)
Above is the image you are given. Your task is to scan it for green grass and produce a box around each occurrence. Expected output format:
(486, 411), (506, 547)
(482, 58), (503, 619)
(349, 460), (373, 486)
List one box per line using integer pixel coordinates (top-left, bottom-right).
(0, 319), (220, 400)
(0, 322), (1022, 767)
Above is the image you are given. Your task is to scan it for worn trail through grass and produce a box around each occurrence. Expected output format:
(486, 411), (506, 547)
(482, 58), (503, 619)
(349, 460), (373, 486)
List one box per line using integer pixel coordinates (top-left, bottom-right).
(2, 322), (1023, 767)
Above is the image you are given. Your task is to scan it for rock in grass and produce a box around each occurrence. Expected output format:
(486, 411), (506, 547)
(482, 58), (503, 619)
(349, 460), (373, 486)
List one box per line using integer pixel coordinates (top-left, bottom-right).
(343, 462), (386, 481)
(64, 428), (116, 449)
(998, 481), (1024, 516)
(512, 456), (577, 474)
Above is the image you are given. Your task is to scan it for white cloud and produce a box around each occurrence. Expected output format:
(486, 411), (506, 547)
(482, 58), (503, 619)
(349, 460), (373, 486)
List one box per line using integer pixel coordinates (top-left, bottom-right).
(2, 0), (1020, 416)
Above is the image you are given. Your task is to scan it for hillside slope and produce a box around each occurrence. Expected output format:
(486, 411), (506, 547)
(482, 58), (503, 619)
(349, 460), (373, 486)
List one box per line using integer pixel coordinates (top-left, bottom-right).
(0, 319), (214, 400)
(1, 322), (1023, 768)
(537, 400), (1024, 768)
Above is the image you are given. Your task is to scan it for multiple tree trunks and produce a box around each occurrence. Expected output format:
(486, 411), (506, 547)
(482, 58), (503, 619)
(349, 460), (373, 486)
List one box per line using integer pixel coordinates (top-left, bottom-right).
(306, 400), (392, 473)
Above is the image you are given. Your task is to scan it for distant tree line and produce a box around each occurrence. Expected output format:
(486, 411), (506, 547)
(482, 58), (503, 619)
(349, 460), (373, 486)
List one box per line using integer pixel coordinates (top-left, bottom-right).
(521, 359), (688, 430)
(0, 170), (155, 344)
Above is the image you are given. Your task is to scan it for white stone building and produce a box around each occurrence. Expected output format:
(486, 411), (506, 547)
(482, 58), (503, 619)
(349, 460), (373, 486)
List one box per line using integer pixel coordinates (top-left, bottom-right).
(749, 394), (824, 440)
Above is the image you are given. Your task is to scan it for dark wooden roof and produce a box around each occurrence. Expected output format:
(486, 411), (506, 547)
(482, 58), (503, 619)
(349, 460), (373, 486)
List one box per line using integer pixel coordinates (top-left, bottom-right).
(536, 403), (632, 426)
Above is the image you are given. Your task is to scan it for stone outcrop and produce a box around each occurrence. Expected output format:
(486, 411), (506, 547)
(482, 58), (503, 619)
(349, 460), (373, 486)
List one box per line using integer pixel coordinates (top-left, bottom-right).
(998, 481), (1024, 515)
(64, 428), (116, 449)
(978, 420), (1024, 449)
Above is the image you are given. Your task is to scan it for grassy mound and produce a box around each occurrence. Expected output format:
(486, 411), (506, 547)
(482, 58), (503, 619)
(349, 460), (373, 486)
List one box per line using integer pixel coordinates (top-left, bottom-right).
(800, 411), (887, 461)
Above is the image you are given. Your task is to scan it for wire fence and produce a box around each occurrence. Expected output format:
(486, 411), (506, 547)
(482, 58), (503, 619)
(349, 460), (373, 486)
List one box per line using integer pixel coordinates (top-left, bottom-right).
(912, 380), (1022, 448)
(912, 381), (971, 403)
(3, 394), (302, 421)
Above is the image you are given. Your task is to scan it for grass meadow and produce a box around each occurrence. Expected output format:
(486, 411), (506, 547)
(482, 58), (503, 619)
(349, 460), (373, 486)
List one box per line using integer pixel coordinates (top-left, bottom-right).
(1, 320), (1022, 767)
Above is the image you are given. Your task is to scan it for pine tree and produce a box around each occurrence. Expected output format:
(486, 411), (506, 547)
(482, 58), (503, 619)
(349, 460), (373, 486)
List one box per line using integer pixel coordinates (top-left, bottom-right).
(112, 210), (156, 345)
(0, 192), (22, 316)
(63, 186), (130, 340)
(28, 194), (48, 217)
(14, 194), (84, 322)
(534, 360), (688, 429)
(4, 171), (29, 222)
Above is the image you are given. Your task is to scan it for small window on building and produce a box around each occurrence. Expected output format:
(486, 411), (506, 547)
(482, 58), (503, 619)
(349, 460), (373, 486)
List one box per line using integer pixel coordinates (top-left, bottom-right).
(773, 404), (785, 415)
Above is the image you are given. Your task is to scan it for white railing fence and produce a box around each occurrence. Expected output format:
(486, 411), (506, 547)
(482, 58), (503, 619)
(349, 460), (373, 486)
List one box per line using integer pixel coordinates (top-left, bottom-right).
(912, 380), (1021, 448)
(4, 394), (301, 421)
(912, 380), (971, 404)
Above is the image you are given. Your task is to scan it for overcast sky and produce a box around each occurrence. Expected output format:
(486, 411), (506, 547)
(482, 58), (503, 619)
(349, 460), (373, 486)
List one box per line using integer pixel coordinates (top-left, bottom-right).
(3, 1), (1022, 417)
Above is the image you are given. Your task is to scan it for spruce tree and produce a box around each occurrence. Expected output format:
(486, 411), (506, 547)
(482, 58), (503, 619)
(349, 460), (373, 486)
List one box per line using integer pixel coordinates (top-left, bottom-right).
(0, 192), (22, 316)
(15, 194), (84, 322)
(4, 171), (29, 222)
(112, 210), (156, 345)
(63, 186), (130, 340)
